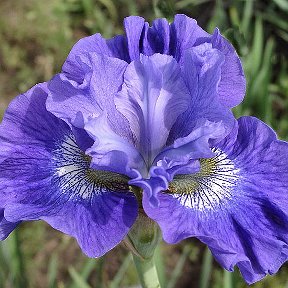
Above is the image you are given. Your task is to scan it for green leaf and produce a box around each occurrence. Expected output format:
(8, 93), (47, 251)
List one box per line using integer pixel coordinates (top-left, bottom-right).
(167, 245), (190, 288)
(109, 254), (132, 288)
(223, 270), (233, 288)
(241, 0), (253, 37)
(207, 0), (228, 33)
(69, 258), (97, 288)
(68, 266), (92, 288)
(175, 0), (211, 9)
(8, 229), (28, 288)
(154, 244), (167, 288)
(200, 247), (213, 288)
(261, 12), (288, 31)
(272, 0), (288, 12)
(249, 16), (264, 75)
(48, 253), (58, 288)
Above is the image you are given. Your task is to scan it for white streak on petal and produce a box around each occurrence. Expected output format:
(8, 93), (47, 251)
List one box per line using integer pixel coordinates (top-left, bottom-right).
(170, 148), (240, 211)
(52, 134), (130, 201)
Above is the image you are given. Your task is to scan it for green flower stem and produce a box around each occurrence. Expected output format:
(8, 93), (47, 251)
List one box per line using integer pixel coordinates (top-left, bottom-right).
(133, 254), (161, 288)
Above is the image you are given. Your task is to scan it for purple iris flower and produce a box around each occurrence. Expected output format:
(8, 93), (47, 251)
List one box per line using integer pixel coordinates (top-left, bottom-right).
(0, 14), (287, 284)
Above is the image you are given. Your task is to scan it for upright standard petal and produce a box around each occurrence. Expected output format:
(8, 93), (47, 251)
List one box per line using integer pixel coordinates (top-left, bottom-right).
(195, 28), (246, 108)
(62, 30), (135, 77)
(62, 33), (113, 80)
(61, 16), (146, 71)
(211, 28), (246, 108)
(47, 53), (133, 140)
(141, 18), (170, 56)
(61, 15), (245, 109)
(123, 16), (145, 61)
(143, 117), (288, 284)
(115, 53), (190, 168)
(0, 84), (138, 257)
(168, 43), (235, 143)
(169, 14), (209, 61)
(143, 15), (245, 108)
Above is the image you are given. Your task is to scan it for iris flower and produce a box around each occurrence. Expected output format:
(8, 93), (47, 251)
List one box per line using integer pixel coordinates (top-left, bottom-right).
(0, 15), (287, 284)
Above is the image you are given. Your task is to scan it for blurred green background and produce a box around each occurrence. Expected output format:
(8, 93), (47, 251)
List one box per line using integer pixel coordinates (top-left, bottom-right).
(0, 0), (288, 287)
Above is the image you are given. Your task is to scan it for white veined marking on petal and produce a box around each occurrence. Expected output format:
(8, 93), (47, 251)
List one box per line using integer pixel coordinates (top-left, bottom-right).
(168, 148), (240, 211)
(52, 134), (129, 200)
(52, 135), (93, 199)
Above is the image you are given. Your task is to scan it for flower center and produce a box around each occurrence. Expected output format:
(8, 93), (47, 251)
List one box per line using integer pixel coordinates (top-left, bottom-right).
(165, 148), (240, 210)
